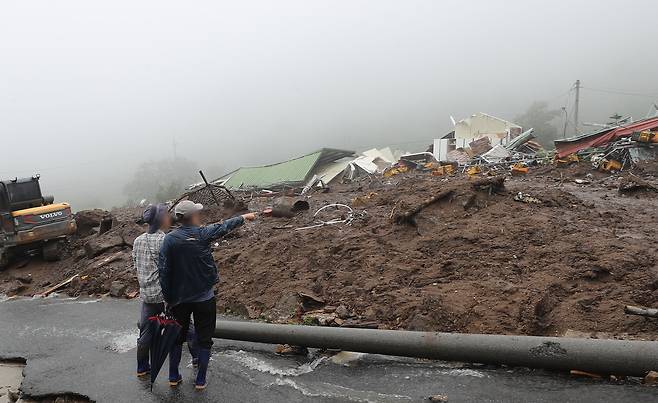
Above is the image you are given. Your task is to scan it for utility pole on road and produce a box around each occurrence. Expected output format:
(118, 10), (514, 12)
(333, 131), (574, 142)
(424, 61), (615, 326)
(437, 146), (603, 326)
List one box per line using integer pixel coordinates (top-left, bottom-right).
(574, 79), (581, 134)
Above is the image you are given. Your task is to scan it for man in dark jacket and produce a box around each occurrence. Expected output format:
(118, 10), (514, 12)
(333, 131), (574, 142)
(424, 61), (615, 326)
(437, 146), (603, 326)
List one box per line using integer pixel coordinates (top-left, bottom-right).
(159, 200), (256, 390)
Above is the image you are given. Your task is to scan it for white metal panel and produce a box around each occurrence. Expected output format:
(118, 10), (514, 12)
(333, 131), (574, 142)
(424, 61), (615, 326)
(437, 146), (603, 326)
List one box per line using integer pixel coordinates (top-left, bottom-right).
(433, 138), (449, 161)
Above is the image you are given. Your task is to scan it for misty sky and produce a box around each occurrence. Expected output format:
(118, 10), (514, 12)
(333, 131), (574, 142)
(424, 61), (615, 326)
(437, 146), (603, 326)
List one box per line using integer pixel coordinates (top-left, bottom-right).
(2, 0), (658, 209)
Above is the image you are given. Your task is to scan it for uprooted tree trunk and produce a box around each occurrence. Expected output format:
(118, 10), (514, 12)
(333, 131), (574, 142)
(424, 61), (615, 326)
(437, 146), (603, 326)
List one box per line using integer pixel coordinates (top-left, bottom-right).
(394, 190), (454, 225)
(624, 305), (658, 319)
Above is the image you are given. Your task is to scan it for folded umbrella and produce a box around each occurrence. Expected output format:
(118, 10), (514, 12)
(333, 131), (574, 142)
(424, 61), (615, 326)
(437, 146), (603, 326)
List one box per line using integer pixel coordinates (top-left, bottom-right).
(147, 312), (182, 390)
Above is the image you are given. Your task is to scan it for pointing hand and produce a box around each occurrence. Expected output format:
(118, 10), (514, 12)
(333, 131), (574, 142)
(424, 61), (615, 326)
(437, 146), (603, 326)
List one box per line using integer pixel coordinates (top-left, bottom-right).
(241, 213), (257, 221)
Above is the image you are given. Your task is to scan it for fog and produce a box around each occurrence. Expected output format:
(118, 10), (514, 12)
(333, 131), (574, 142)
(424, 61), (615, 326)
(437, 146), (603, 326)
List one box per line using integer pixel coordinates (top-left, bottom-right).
(2, 0), (658, 209)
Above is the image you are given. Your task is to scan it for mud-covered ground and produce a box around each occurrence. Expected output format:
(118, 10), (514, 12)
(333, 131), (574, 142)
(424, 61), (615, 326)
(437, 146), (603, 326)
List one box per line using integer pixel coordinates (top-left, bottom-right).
(1, 163), (657, 339)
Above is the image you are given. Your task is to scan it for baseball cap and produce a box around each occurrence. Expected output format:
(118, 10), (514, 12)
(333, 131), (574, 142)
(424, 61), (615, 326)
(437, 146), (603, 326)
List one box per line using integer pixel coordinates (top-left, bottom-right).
(174, 200), (203, 216)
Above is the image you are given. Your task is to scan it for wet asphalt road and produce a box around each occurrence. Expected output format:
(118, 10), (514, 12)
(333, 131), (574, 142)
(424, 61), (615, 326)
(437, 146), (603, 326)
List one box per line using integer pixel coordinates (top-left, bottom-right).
(0, 296), (656, 403)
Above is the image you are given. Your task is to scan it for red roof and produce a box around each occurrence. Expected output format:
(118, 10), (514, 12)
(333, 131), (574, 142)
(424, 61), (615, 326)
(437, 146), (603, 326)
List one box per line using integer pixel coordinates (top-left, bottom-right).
(555, 116), (658, 157)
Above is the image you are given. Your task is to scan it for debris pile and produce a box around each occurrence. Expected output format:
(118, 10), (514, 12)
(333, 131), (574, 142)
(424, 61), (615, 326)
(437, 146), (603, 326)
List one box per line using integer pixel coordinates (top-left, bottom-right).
(3, 106), (658, 340)
(2, 163), (657, 338)
(432, 113), (549, 177)
(208, 168), (658, 338)
(554, 115), (658, 172)
(0, 208), (146, 298)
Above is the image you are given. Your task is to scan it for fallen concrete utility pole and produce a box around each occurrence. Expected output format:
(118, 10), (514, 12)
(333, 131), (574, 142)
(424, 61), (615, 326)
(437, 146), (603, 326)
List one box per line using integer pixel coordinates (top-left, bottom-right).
(214, 321), (658, 377)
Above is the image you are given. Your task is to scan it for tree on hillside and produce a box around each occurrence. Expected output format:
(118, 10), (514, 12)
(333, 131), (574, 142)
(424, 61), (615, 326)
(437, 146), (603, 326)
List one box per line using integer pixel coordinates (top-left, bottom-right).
(123, 157), (199, 205)
(514, 101), (561, 148)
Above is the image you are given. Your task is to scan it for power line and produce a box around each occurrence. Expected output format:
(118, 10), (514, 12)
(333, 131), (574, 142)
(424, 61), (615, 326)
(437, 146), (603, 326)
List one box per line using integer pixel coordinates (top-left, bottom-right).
(581, 86), (658, 98)
(547, 84), (575, 106)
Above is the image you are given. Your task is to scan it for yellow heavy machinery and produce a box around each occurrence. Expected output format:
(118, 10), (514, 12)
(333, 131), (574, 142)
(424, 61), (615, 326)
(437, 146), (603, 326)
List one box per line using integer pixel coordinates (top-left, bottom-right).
(0, 176), (76, 268)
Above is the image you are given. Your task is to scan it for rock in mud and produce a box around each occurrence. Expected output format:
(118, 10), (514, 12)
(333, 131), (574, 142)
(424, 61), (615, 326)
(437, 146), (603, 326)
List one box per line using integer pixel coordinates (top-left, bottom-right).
(109, 281), (127, 298)
(115, 222), (145, 247)
(265, 294), (301, 321)
(4, 281), (26, 297)
(335, 305), (350, 319)
(645, 370), (658, 385)
(75, 209), (112, 237)
(7, 388), (19, 402)
(618, 176), (657, 194)
(298, 289), (325, 310)
(302, 312), (336, 326)
(275, 344), (308, 356)
(12, 273), (32, 284)
(83, 233), (124, 258)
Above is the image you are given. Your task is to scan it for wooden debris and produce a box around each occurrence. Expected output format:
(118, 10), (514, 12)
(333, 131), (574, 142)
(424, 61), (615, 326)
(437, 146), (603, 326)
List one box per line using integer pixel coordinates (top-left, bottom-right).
(40, 274), (80, 297)
(570, 369), (602, 379)
(338, 320), (379, 329)
(394, 190), (454, 225)
(92, 251), (125, 269)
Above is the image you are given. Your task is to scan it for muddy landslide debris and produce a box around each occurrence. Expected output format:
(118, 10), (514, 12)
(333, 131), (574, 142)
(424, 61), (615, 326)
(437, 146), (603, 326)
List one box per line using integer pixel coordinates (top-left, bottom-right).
(0, 164), (656, 339)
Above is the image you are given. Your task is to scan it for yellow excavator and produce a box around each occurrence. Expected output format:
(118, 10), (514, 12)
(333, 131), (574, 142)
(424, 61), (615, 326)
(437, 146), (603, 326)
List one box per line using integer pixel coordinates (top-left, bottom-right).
(0, 175), (76, 268)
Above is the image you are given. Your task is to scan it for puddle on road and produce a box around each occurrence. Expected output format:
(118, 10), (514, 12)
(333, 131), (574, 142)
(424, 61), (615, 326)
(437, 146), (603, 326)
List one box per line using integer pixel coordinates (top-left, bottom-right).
(223, 350), (326, 376)
(0, 361), (24, 403)
(104, 330), (138, 353)
(217, 349), (491, 402)
(13, 325), (138, 354)
(270, 378), (413, 402)
(219, 350), (415, 402)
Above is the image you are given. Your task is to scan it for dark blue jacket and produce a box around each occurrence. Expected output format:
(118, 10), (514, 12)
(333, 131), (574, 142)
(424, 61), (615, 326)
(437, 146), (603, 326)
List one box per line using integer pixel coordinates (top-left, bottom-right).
(158, 216), (244, 306)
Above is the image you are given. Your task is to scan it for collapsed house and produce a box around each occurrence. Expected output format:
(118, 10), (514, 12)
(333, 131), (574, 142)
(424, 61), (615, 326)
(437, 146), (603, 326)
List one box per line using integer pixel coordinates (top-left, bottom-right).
(554, 115), (658, 159)
(340, 147), (405, 181)
(215, 148), (356, 191)
(211, 147), (407, 193)
(441, 112), (522, 148)
(432, 112), (542, 166)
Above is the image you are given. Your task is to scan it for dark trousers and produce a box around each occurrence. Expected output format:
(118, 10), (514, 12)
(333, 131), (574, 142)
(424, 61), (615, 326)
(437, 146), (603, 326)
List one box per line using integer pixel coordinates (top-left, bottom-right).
(137, 302), (199, 355)
(171, 297), (216, 350)
(138, 302), (165, 348)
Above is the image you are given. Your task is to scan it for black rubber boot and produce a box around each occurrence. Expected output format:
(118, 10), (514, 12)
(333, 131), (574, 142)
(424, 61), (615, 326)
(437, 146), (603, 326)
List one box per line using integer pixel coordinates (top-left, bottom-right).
(136, 343), (150, 377)
(168, 344), (183, 387)
(195, 348), (211, 390)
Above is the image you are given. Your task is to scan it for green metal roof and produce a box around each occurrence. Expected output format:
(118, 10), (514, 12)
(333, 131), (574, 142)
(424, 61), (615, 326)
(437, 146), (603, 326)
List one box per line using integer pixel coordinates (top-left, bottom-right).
(219, 148), (355, 189)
